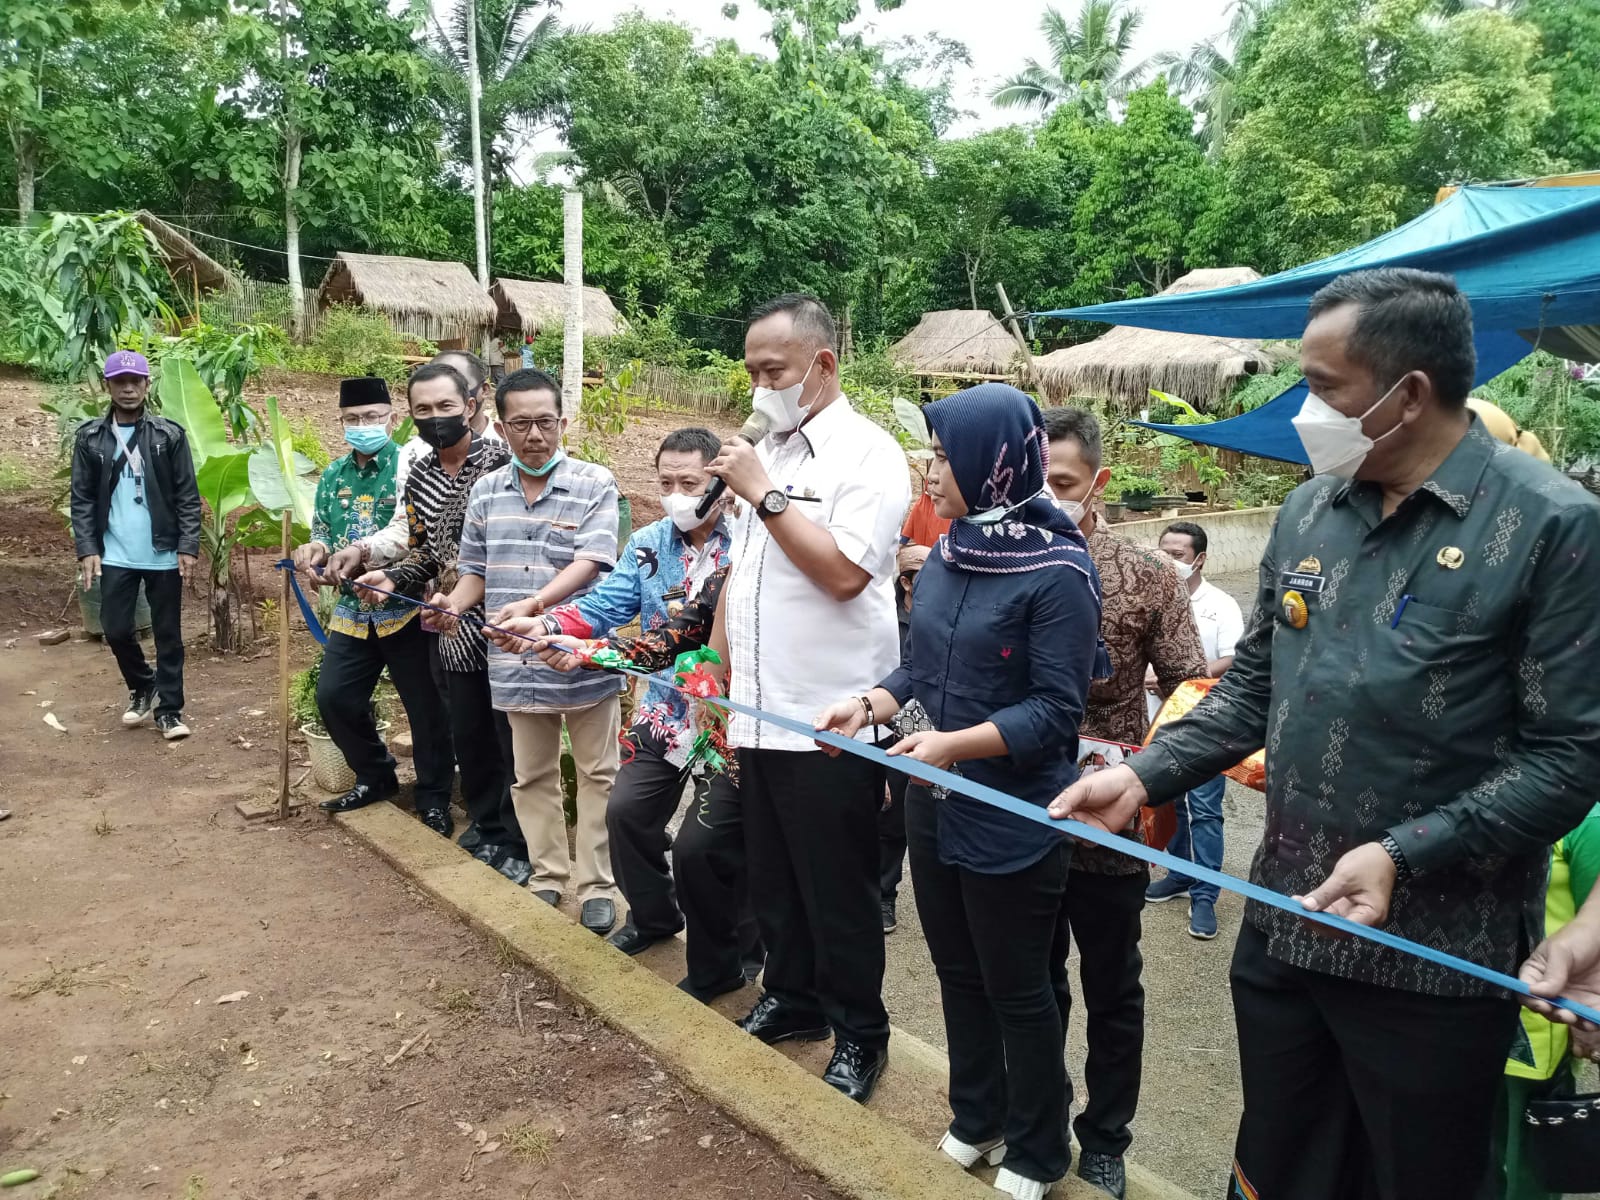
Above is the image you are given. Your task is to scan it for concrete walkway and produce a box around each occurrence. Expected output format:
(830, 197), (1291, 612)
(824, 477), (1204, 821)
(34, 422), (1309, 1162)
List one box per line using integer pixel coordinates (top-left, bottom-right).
(341, 804), (1198, 1200)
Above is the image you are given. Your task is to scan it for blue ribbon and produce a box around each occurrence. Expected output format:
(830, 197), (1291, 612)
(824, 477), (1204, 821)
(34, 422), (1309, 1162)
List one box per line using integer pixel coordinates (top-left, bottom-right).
(273, 559), (328, 646)
(268, 562), (1600, 1026)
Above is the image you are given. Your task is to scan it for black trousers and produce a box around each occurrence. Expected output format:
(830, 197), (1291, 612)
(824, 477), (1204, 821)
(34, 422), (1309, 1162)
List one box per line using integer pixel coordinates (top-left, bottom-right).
(1055, 864), (1149, 1157)
(739, 747), (889, 1049)
(880, 769), (909, 901)
(435, 649), (522, 852)
(608, 729), (761, 989)
(679, 764), (764, 989)
(101, 565), (184, 717)
(1228, 918), (1518, 1200)
(316, 618), (454, 811)
(907, 785), (1072, 1184)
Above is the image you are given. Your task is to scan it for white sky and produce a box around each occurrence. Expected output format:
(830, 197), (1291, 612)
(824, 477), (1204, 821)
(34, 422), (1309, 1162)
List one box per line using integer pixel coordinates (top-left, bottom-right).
(522, 0), (1233, 166)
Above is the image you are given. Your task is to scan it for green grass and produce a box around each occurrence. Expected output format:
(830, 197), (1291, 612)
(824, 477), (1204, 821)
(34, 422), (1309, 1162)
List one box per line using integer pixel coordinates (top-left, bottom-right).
(0, 454), (33, 493)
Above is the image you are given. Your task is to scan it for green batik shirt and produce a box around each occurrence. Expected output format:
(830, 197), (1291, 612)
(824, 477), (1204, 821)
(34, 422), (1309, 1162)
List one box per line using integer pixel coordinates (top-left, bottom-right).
(1129, 416), (1600, 997)
(310, 441), (417, 638)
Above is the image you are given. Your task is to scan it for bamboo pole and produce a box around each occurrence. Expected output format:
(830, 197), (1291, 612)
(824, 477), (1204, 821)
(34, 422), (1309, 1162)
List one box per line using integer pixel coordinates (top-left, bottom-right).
(995, 283), (1036, 374)
(277, 510), (292, 820)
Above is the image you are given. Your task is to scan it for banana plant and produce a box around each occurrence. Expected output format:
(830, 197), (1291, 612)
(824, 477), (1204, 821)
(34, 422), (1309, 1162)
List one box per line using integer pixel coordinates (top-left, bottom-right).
(160, 358), (316, 650)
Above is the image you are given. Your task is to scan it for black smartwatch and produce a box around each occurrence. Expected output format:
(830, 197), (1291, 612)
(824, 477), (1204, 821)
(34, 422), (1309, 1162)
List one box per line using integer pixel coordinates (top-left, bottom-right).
(756, 489), (789, 521)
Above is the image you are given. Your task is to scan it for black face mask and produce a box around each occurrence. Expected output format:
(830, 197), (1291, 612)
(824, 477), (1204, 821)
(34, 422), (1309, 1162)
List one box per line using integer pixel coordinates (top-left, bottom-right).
(415, 413), (469, 449)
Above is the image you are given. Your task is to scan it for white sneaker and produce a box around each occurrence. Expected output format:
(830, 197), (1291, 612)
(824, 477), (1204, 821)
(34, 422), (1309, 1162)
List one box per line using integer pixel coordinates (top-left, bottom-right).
(994, 1167), (1049, 1200)
(122, 687), (155, 727)
(937, 1132), (1006, 1169)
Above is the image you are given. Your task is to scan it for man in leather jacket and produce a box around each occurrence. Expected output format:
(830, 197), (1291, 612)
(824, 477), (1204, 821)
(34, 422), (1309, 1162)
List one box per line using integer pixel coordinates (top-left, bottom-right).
(70, 351), (201, 739)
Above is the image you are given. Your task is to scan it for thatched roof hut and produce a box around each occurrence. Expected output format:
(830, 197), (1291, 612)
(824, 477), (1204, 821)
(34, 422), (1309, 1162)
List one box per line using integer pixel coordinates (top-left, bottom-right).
(1032, 268), (1287, 411)
(889, 310), (1024, 376)
(316, 252), (496, 348)
(134, 211), (240, 295)
(492, 278), (628, 340)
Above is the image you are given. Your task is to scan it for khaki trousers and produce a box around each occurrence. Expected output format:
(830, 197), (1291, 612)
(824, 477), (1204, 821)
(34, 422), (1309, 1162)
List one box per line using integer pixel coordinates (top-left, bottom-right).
(507, 697), (620, 901)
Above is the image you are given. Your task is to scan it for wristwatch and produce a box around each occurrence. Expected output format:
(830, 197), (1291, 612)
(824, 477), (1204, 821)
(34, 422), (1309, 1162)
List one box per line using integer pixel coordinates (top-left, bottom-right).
(1378, 833), (1413, 882)
(756, 490), (789, 521)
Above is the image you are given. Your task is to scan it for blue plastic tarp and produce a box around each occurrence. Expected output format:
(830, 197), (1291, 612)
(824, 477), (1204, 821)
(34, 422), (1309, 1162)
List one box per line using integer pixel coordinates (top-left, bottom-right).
(1132, 329), (1536, 464)
(1041, 187), (1600, 338)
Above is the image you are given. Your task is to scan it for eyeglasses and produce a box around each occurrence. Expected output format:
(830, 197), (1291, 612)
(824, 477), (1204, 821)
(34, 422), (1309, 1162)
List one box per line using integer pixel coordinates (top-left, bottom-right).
(502, 417), (560, 435)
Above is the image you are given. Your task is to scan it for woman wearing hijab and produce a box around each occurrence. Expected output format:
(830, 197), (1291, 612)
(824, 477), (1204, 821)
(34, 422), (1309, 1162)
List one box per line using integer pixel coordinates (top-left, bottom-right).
(816, 384), (1105, 1200)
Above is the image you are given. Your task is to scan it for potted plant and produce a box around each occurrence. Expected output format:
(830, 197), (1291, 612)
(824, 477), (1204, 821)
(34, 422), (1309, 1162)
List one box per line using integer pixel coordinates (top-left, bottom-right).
(291, 651), (388, 793)
(1105, 465), (1162, 515)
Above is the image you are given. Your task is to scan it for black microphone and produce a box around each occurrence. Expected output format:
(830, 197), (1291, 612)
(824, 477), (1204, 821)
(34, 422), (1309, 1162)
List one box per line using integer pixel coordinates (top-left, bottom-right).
(696, 411), (773, 519)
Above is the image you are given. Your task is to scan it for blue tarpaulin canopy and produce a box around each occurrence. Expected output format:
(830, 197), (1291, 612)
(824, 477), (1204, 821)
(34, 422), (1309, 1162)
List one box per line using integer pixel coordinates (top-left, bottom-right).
(1040, 186), (1600, 338)
(1042, 185), (1600, 463)
(1136, 330), (1536, 465)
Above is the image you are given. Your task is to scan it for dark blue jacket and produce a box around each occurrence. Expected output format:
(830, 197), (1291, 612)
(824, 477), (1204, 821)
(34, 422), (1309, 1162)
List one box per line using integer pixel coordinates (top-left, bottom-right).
(881, 549), (1101, 873)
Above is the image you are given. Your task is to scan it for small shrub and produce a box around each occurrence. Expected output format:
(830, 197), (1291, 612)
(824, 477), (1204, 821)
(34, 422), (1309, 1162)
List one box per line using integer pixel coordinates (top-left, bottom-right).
(285, 306), (435, 385)
(289, 656), (323, 731)
(291, 418), (331, 470)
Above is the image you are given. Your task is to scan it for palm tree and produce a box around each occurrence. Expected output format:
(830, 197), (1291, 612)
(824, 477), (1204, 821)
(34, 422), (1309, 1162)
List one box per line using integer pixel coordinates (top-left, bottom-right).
(426, 0), (567, 196)
(990, 0), (1149, 119)
(1149, 0), (1274, 155)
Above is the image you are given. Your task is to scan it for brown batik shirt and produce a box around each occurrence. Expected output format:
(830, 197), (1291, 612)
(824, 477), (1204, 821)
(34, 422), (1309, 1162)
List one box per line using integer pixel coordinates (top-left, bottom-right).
(1129, 417), (1600, 996)
(1076, 527), (1208, 875)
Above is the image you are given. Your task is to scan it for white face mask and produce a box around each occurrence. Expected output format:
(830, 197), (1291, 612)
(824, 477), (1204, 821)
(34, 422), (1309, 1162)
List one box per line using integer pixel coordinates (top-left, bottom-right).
(660, 490), (711, 533)
(751, 352), (821, 433)
(1291, 378), (1405, 479)
(1169, 559), (1195, 581)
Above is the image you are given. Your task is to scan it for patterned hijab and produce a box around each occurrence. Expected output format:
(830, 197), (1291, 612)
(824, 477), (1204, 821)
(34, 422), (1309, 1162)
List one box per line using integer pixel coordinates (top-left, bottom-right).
(924, 384), (1096, 580)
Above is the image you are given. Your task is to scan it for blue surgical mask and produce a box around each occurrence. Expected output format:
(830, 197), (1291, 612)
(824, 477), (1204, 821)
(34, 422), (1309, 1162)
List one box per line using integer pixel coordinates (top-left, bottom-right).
(345, 423), (391, 455)
(512, 448), (565, 478)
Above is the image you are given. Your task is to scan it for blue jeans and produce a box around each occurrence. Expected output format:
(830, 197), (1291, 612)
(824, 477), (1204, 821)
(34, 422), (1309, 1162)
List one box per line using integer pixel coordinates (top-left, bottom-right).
(1165, 775), (1225, 904)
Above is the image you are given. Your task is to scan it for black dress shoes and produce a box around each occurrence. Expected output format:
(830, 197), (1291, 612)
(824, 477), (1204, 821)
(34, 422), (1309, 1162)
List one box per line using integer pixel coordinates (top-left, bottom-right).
(532, 889), (560, 906)
(736, 993), (830, 1045)
(1077, 1151), (1127, 1199)
(319, 781), (395, 813)
(822, 1040), (888, 1104)
(580, 897), (616, 935)
(418, 807), (453, 837)
(606, 921), (683, 956)
(677, 974), (747, 1004)
(493, 854), (533, 887)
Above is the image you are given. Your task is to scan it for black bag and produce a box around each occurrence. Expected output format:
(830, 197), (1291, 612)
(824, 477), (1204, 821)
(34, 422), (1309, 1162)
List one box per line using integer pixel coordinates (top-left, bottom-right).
(1525, 1090), (1600, 1192)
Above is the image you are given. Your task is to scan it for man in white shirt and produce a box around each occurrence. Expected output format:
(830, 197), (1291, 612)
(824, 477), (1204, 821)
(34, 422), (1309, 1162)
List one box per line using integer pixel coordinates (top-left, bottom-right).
(1146, 521), (1244, 940)
(706, 294), (910, 1104)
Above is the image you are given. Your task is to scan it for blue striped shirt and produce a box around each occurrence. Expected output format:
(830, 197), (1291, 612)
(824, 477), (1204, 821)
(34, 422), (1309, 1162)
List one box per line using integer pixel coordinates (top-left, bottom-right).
(457, 457), (623, 713)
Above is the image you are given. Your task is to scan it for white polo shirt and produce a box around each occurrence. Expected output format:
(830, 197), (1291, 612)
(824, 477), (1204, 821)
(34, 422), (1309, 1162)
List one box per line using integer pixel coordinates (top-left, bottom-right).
(1189, 576), (1244, 664)
(723, 395), (911, 752)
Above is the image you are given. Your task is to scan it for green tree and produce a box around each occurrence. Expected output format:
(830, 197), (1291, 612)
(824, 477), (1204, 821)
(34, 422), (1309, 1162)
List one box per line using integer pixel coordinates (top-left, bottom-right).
(425, 0), (565, 226)
(1, 0), (233, 222)
(1070, 81), (1220, 302)
(558, 3), (937, 336)
(990, 0), (1148, 119)
(1150, 0), (1277, 155)
(205, 0), (438, 334)
(1215, 0), (1552, 272)
(1523, 0), (1600, 170)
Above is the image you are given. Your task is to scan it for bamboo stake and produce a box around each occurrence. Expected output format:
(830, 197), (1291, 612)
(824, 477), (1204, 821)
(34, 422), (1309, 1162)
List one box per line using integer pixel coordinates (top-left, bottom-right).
(277, 510), (292, 820)
(995, 283), (1036, 374)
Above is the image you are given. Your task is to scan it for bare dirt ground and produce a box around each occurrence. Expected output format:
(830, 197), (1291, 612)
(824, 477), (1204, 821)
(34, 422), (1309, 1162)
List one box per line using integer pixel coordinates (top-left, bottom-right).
(0, 367), (840, 1200)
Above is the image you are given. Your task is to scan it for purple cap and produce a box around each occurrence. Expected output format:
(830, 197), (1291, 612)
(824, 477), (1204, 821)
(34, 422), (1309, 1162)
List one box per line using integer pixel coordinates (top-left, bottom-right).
(103, 350), (151, 379)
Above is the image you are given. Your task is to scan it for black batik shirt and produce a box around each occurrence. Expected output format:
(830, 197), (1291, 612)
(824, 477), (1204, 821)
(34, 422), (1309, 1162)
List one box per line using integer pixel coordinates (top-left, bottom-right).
(385, 435), (511, 673)
(1129, 416), (1600, 996)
